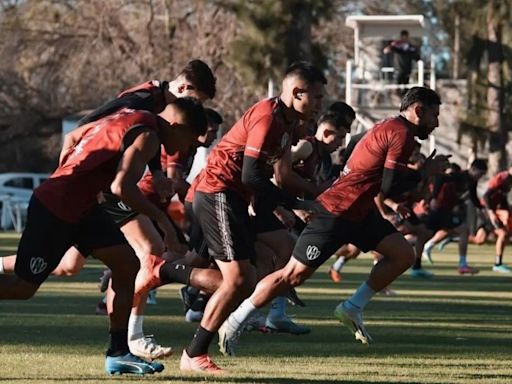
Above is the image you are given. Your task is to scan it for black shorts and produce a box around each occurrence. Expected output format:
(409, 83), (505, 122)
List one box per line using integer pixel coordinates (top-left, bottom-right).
(293, 209), (397, 268)
(185, 201), (209, 260)
(425, 208), (463, 232)
(15, 196), (127, 285)
(251, 208), (285, 234)
(100, 192), (138, 226)
(193, 191), (255, 262)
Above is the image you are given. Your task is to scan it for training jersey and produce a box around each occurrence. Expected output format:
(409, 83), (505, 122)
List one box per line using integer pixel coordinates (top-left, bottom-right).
(78, 80), (167, 126)
(317, 116), (416, 221)
(137, 148), (195, 207)
(195, 97), (294, 199)
(35, 109), (161, 223)
(484, 171), (512, 209)
(431, 171), (481, 211)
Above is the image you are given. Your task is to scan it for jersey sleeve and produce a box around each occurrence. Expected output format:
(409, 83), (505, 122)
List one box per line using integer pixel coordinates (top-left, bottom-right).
(384, 129), (414, 171)
(243, 114), (280, 160)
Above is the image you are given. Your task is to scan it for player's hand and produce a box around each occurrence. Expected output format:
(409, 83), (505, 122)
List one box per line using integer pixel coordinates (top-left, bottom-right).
(424, 151), (451, 177)
(274, 206), (296, 230)
(393, 203), (412, 219)
(152, 171), (174, 202)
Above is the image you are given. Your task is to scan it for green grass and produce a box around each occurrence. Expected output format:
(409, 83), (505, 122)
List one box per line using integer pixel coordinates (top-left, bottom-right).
(0, 231), (511, 383)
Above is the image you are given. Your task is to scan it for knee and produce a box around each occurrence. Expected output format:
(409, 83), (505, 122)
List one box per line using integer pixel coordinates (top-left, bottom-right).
(282, 269), (308, 287)
(228, 272), (256, 298)
(136, 240), (165, 259)
(14, 279), (39, 300)
(112, 251), (140, 279)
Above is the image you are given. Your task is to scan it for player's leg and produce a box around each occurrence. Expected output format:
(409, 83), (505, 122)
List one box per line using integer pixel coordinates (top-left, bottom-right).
(493, 209), (510, 272)
(328, 244), (361, 283)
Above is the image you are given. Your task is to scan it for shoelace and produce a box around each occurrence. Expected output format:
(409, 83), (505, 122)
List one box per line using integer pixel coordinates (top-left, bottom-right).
(140, 335), (164, 352)
(196, 355), (220, 370)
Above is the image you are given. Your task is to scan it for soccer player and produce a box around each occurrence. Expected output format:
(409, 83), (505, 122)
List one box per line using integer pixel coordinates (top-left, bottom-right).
(0, 98), (207, 375)
(422, 159), (487, 274)
(482, 167), (512, 272)
(218, 87), (445, 355)
(179, 61), (326, 373)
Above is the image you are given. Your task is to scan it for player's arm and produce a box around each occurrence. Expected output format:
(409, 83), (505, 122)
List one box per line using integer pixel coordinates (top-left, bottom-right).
(110, 131), (180, 251)
(167, 162), (190, 202)
(291, 139), (313, 163)
(274, 147), (322, 198)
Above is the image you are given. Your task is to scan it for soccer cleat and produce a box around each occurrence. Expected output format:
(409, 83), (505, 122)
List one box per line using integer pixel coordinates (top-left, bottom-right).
(458, 265), (479, 275)
(244, 310), (269, 333)
(410, 268), (434, 279)
(422, 247), (434, 264)
(179, 350), (223, 374)
(98, 269), (112, 293)
(265, 316), (311, 335)
(334, 302), (373, 345)
(178, 286), (198, 313)
(328, 267), (343, 283)
(285, 288), (306, 307)
(492, 264), (510, 273)
(105, 352), (164, 375)
(128, 335), (172, 361)
(146, 289), (158, 305)
(218, 320), (242, 357)
(185, 309), (204, 323)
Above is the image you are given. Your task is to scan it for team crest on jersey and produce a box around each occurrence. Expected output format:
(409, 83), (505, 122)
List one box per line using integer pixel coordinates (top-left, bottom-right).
(306, 245), (321, 261)
(30, 257), (47, 275)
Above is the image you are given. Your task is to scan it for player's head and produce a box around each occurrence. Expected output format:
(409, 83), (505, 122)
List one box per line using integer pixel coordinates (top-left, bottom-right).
(327, 101), (356, 126)
(469, 158), (487, 180)
(172, 59), (216, 102)
(316, 112), (350, 152)
(445, 162), (461, 174)
(282, 61), (327, 122)
(400, 87), (441, 140)
(400, 30), (409, 42)
(158, 97), (207, 155)
(198, 108), (223, 147)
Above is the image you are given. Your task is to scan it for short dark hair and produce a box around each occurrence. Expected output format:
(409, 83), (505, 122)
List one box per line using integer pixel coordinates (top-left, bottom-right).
(204, 107), (223, 125)
(327, 101), (356, 122)
(400, 30), (409, 36)
(284, 61), (327, 85)
(470, 158), (487, 172)
(400, 87), (441, 112)
(171, 96), (207, 136)
(179, 59), (216, 99)
(318, 112), (349, 131)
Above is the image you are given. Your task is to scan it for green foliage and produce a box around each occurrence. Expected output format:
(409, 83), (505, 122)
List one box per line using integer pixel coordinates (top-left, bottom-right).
(218, 0), (334, 91)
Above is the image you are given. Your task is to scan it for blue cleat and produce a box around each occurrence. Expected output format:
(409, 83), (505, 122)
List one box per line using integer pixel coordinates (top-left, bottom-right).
(105, 352), (164, 375)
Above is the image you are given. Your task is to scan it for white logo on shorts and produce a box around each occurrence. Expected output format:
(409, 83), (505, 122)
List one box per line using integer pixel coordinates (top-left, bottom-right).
(306, 245), (321, 261)
(30, 257), (47, 275)
(117, 201), (132, 211)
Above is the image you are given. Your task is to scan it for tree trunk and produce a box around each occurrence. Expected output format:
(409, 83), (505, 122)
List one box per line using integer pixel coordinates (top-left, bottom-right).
(285, 1), (312, 65)
(486, 1), (506, 175)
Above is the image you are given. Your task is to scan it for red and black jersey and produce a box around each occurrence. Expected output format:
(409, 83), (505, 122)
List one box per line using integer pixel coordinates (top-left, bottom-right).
(483, 171), (512, 210)
(78, 80), (167, 127)
(137, 147), (196, 208)
(35, 108), (161, 223)
(196, 97), (295, 200)
(317, 116), (416, 221)
(431, 170), (481, 211)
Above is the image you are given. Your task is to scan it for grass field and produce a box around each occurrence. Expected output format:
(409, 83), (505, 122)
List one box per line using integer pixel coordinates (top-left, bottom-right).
(0, 232), (511, 384)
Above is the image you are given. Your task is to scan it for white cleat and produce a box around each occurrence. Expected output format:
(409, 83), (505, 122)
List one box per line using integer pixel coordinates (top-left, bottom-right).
(218, 320), (242, 357)
(334, 303), (373, 345)
(128, 335), (172, 361)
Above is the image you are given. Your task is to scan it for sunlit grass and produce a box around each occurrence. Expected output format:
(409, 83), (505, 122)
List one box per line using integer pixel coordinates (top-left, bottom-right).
(0, 234), (511, 383)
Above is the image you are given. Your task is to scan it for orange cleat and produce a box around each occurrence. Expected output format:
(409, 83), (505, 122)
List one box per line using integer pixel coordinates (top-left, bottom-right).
(179, 350), (223, 374)
(328, 267), (343, 283)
